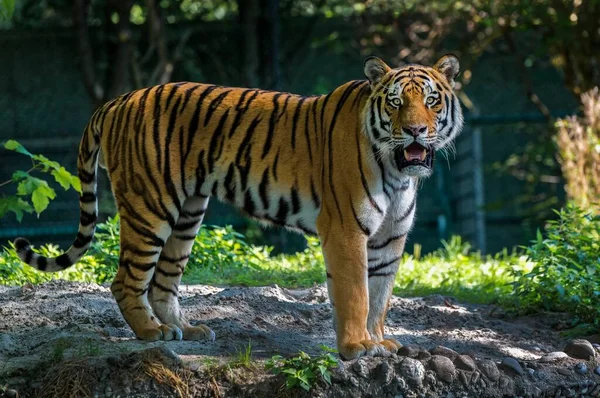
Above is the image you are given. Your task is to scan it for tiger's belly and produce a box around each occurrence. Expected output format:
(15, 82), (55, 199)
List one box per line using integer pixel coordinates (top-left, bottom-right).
(197, 174), (321, 236)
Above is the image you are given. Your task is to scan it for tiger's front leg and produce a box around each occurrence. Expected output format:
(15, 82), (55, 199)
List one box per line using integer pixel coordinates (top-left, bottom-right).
(366, 235), (406, 352)
(318, 222), (394, 360)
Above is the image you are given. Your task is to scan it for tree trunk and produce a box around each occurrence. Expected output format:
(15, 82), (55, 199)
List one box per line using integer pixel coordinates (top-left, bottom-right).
(238, 0), (260, 88)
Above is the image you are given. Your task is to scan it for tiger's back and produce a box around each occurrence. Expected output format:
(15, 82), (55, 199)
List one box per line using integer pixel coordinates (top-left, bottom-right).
(99, 82), (366, 235)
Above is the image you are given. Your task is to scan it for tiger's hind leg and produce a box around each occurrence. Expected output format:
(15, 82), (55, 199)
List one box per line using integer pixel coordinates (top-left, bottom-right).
(111, 214), (179, 341)
(149, 196), (215, 341)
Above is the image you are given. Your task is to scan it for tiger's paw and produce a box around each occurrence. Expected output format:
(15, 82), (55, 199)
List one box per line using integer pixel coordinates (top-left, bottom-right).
(339, 339), (398, 360)
(183, 324), (216, 341)
(380, 338), (401, 353)
(136, 324), (183, 341)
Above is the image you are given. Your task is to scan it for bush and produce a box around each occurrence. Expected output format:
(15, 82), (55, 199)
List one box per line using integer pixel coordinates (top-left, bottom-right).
(510, 204), (600, 327)
(555, 87), (600, 210)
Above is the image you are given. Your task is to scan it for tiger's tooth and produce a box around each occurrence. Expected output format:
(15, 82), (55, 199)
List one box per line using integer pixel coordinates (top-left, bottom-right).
(420, 149), (426, 161)
(404, 150), (409, 159)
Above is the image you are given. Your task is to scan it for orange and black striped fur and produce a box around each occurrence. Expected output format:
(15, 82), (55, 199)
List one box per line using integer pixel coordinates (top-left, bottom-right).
(15, 55), (463, 359)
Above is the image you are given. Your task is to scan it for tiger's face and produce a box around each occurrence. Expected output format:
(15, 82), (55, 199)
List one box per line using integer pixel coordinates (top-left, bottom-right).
(363, 55), (464, 177)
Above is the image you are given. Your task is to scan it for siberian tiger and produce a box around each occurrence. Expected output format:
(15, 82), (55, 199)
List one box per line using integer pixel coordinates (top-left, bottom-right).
(14, 55), (463, 359)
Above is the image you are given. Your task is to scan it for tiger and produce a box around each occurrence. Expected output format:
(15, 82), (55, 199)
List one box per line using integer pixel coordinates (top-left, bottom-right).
(14, 55), (463, 360)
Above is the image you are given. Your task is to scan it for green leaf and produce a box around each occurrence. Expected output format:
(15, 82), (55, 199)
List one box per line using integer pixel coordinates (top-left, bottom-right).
(4, 140), (32, 157)
(536, 228), (543, 244)
(0, 0), (15, 20)
(11, 170), (30, 182)
(31, 184), (56, 215)
(16, 175), (46, 196)
(0, 196), (33, 222)
(586, 265), (597, 276)
(51, 167), (81, 192)
(33, 154), (61, 172)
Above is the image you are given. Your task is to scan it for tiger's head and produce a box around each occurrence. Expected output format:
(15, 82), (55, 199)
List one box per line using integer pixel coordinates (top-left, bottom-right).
(363, 55), (464, 177)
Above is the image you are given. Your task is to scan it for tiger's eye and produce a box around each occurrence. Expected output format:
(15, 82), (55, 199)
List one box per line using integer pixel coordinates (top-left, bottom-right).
(390, 98), (401, 107)
(426, 97), (436, 106)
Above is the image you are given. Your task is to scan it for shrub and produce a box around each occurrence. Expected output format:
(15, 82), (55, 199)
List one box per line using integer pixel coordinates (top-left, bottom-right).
(555, 87), (600, 210)
(510, 204), (600, 327)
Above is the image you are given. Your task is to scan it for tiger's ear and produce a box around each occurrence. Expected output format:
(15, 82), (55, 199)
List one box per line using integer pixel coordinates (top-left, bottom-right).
(433, 54), (460, 88)
(364, 57), (391, 87)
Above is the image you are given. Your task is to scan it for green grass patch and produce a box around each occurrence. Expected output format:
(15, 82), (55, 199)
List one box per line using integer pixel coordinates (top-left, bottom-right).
(395, 236), (532, 304)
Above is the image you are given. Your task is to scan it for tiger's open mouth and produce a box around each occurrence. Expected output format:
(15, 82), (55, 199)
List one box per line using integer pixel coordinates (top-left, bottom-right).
(394, 142), (434, 170)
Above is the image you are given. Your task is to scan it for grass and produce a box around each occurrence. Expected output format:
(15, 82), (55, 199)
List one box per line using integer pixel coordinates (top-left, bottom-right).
(394, 236), (533, 304)
(0, 216), (530, 305)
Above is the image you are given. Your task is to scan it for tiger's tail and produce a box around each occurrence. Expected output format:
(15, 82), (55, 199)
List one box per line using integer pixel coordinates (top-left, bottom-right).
(14, 111), (102, 272)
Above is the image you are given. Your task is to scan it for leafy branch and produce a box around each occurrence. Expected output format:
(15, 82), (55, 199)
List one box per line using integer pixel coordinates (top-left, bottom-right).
(0, 140), (81, 221)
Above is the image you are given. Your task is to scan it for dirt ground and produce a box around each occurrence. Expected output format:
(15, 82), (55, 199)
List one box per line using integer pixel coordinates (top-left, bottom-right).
(1, 280), (600, 397)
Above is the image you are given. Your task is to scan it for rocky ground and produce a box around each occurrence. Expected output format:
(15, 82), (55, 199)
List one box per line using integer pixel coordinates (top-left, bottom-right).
(1, 280), (599, 397)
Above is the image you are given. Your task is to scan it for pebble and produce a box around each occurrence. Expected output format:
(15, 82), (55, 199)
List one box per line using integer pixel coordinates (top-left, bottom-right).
(428, 355), (457, 383)
(539, 351), (569, 363)
(454, 354), (477, 371)
(352, 358), (369, 378)
(525, 367), (535, 377)
(558, 368), (571, 376)
(417, 350), (432, 360)
(575, 362), (588, 374)
(478, 359), (500, 382)
(430, 345), (459, 360)
(499, 357), (524, 376)
(499, 376), (513, 389)
(564, 339), (596, 360)
(4, 390), (18, 398)
(376, 361), (394, 384)
(472, 371), (481, 385)
(595, 366), (600, 376)
(397, 344), (420, 358)
(398, 357), (425, 387)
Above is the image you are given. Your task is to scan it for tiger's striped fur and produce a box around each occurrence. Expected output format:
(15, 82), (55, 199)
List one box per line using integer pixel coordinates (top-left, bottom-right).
(14, 55), (463, 359)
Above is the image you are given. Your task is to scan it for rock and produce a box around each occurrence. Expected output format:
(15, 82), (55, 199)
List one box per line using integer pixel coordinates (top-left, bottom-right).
(458, 370), (469, 386)
(472, 371), (481, 385)
(4, 389), (18, 398)
(375, 361), (394, 384)
(397, 344), (420, 358)
(525, 367), (535, 377)
(417, 350), (431, 360)
(499, 357), (524, 376)
(430, 345), (459, 360)
(564, 339), (596, 360)
(349, 376), (359, 387)
(499, 376), (513, 390)
(352, 358), (369, 378)
(575, 362), (588, 374)
(398, 357), (425, 388)
(454, 354), (477, 371)
(557, 367), (571, 376)
(595, 366), (600, 376)
(478, 359), (500, 382)
(428, 355), (456, 383)
(539, 351), (569, 363)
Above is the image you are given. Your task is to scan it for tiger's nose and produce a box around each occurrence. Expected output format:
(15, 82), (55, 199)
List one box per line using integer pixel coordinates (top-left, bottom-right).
(401, 125), (428, 137)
